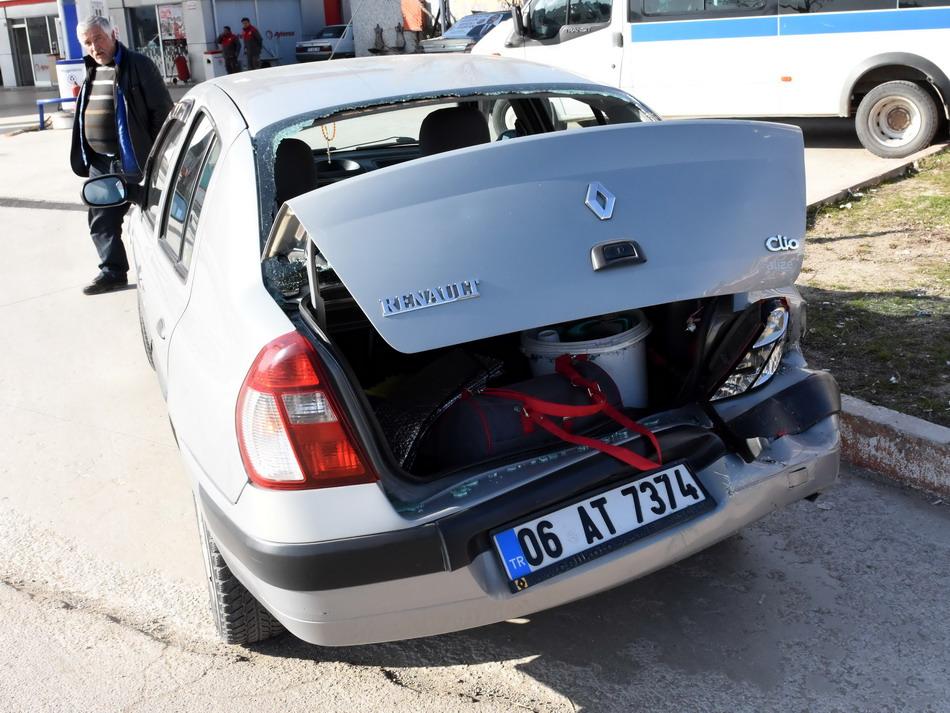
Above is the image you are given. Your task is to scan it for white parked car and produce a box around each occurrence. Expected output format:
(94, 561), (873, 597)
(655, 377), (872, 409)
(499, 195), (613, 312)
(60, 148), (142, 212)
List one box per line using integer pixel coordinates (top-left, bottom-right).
(82, 55), (840, 647)
(295, 24), (354, 62)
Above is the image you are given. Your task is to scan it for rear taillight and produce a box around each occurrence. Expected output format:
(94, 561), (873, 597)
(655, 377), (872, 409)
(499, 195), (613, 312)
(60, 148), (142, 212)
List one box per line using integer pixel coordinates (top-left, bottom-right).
(710, 300), (789, 401)
(236, 332), (376, 490)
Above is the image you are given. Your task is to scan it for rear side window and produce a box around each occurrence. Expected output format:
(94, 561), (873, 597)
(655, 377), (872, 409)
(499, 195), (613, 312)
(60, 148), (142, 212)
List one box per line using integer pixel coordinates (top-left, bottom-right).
(144, 102), (192, 228)
(159, 114), (220, 273)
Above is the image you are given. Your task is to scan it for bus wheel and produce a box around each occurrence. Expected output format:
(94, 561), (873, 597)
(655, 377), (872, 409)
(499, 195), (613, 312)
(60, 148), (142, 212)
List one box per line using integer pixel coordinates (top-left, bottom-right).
(856, 80), (939, 159)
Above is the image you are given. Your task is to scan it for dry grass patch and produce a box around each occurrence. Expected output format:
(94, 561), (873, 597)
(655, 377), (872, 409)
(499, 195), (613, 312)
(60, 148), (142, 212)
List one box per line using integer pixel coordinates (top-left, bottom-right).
(797, 150), (950, 426)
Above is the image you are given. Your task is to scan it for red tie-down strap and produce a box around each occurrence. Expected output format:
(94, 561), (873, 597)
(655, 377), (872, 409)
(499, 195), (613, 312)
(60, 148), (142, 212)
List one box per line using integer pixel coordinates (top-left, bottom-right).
(481, 356), (662, 472)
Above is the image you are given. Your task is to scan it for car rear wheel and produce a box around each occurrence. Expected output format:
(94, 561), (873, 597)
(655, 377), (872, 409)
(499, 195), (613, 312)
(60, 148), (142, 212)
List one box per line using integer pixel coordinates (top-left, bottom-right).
(194, 496), (284, 645)
(855, 80), (939, 159)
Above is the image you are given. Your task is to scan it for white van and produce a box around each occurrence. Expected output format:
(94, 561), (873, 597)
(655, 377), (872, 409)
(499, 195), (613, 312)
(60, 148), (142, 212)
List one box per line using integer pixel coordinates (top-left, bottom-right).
(473, 0), (950, 158)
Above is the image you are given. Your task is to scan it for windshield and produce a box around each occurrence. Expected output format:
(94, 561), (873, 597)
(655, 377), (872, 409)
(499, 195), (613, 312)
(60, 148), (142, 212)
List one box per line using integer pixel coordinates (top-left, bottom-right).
(442, 12), (508, 39)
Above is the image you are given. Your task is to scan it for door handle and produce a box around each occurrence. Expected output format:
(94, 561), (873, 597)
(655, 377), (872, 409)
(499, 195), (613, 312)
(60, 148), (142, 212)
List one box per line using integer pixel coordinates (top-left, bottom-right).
(156, 317), (166, 340)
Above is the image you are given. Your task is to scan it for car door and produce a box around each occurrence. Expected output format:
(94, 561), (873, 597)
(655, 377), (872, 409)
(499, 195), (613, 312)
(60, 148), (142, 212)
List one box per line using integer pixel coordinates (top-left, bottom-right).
(139, 110), (221, 395)
(521, 0), (624, 88)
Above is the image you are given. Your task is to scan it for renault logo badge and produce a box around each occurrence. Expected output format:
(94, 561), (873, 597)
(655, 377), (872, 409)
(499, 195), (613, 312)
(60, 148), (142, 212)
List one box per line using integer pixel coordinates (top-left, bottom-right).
(585, 182), (615, 221)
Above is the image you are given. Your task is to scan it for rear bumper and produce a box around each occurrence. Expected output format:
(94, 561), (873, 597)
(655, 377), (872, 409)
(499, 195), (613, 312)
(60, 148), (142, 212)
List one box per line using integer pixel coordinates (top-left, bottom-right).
(202, 369), (839, 593)
(213, 412), (839, 645)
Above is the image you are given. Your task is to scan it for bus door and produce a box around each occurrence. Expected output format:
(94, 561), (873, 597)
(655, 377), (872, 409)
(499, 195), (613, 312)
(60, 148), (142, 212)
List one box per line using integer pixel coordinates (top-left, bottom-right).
(519, 0), (624, 87)
(622, 0), (781, 118)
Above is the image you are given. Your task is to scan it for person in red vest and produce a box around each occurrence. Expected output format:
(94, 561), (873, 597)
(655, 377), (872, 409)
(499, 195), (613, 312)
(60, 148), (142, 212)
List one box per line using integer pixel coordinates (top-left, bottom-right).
(241, 17), (263, 70)
(216, 25), (242, 74)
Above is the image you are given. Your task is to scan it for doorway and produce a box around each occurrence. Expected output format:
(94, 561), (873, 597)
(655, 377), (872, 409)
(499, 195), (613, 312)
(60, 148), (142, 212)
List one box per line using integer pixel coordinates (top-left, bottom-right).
(10, 25), (34, 86)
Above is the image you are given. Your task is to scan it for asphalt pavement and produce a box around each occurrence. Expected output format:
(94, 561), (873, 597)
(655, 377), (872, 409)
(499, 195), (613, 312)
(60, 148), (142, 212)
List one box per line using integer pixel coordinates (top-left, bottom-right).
(1, 104), (948, 712)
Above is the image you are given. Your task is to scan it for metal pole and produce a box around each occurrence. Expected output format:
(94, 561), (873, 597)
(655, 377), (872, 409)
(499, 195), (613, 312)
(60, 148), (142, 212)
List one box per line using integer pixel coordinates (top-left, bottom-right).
(439, 0), (447, 34)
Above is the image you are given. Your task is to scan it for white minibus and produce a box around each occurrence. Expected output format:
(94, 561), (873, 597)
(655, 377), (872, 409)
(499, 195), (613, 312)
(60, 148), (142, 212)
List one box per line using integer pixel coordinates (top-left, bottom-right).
(474, 0), (950, 157)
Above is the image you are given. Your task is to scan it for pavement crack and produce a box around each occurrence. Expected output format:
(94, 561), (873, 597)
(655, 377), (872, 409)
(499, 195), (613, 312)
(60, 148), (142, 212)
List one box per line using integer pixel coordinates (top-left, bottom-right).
(0, 284), (83, 309)
(0, 196), (86, 212)
(380, 666), (416, 692)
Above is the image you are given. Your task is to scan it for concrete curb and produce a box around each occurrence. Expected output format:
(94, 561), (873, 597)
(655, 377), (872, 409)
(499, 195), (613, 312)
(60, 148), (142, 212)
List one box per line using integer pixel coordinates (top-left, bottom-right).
(840, 395), (950, 498)
(806, 143), (948, 211)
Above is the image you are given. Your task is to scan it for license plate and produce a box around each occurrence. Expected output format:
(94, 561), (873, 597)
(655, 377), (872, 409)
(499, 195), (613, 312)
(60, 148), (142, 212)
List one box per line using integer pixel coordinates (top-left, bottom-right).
(492, 463), (713, 592)
(309, 45), (331, 52)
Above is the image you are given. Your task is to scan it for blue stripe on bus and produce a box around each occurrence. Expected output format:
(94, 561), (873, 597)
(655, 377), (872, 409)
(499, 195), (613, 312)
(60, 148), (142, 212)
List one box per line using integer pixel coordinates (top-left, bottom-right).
(631, 16), (775, 42)
(779, 7), (950, 35)
(631, 7), (950, 42)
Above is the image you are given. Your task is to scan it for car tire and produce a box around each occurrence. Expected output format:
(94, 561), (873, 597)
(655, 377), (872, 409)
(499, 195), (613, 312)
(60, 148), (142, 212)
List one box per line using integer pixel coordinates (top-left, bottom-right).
(855, 80), (939, 159)
(194, 496), (284, 646)
(137, 293), (155, 370)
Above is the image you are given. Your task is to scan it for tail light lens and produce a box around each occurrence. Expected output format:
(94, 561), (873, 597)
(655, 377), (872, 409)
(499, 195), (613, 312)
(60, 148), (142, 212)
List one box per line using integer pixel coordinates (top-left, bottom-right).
(236, 332), (376, 489)
(710, 301), (789, 401)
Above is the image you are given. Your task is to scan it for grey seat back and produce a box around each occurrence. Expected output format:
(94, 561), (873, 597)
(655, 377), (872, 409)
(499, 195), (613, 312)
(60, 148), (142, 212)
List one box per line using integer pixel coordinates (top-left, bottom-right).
(419, 106), (490, 156)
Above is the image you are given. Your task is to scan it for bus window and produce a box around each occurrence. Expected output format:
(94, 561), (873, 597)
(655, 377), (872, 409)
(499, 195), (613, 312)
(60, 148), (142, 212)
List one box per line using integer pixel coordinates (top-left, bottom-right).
(642, 0), (702, 13)
(643, 0), (766, 14)
(899, 1), (950, 6)
(528, 0), (569, 38)
(569, 0), (612, 24)
(778, 0), (895, 12)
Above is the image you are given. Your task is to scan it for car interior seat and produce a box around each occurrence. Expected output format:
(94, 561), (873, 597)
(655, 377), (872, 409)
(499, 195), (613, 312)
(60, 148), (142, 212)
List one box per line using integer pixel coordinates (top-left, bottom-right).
(419, 105), (491, 156)
(274, 137), (318, 207)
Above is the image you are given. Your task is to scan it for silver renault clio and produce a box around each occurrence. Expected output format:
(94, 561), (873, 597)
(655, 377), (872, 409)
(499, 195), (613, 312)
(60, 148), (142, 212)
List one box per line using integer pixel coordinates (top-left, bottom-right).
(82, 55), (839, 647)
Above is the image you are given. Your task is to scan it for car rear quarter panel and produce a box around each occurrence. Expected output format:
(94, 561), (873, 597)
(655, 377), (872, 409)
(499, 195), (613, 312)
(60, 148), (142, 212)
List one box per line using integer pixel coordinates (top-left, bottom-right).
(165, 128), (292, 505)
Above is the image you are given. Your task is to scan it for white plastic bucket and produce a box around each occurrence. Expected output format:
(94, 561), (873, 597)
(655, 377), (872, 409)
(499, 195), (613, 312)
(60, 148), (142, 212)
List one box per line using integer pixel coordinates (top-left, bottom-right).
(521, 311), (652, 407)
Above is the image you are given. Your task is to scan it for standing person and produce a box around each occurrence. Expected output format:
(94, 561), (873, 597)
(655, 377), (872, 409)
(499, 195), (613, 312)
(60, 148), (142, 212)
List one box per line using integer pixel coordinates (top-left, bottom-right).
(241, 17), (263, 70)
(217, 25), (241, 74)
(71, 15), (173, 295)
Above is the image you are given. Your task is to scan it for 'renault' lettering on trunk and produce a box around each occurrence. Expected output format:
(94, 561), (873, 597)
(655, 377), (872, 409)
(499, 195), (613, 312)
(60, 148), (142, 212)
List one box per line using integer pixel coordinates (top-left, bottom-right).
(380, 278), (480, 317)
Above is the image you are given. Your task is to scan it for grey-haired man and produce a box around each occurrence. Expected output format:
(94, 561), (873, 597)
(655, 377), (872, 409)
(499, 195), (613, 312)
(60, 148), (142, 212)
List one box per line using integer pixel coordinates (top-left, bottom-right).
(71, 15), (173, 295)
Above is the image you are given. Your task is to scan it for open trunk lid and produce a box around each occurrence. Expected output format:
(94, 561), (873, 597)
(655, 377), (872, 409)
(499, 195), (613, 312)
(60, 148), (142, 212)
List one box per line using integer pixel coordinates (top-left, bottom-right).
(287, 120), (805, 354)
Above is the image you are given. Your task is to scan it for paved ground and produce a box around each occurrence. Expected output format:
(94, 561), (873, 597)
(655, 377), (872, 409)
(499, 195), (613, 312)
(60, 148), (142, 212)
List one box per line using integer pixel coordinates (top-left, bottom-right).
(1, 97), (949, 712)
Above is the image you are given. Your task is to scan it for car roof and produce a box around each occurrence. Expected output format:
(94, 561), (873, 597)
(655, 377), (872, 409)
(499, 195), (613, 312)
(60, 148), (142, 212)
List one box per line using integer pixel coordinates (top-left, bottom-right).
(206, 54), (607, 135)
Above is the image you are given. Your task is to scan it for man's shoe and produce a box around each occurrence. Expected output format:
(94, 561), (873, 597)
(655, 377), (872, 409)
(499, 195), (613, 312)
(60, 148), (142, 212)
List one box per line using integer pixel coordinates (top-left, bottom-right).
(82, 273), (128, 295)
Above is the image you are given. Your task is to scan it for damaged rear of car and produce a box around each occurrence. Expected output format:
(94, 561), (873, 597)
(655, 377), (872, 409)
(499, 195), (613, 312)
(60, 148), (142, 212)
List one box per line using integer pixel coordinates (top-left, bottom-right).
(134, 58), (839, 647)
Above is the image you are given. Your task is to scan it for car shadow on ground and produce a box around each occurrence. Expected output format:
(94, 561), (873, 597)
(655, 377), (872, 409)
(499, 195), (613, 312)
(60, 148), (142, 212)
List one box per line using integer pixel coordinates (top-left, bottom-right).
(754, 117), (865, 150)
(253, 533), (785, 704)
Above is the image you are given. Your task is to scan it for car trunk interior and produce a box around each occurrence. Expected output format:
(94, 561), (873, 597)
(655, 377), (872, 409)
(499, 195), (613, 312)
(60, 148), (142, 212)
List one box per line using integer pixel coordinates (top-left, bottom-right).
(290, 265), (754, 485)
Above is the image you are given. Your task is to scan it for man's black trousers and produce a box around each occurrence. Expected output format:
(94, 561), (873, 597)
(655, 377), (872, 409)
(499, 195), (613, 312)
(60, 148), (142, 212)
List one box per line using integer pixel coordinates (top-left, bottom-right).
(88, 153), (131, 278)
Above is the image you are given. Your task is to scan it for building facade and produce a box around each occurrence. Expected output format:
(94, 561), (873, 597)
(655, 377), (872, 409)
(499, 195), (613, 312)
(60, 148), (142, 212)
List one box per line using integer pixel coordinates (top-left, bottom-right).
(0, 0), (507, 88)
(0, 0), (333, 87)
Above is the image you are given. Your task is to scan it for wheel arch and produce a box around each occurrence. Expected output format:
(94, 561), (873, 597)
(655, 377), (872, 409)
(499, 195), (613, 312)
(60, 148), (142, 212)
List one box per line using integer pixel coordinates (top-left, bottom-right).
(841, 53), (950, 119)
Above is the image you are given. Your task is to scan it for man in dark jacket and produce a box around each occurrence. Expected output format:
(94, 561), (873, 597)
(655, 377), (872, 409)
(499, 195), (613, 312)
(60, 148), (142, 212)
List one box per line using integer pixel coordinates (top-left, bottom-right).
(217, 25), (241, 74)
(71, 15), (173, 295)
(241, 17), (263, 70)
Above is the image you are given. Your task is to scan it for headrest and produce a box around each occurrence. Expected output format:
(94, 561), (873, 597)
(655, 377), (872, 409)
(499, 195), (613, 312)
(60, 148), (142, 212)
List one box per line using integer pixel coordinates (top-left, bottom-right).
(419, 106), (490, 156)
(274, 137), (317, 205)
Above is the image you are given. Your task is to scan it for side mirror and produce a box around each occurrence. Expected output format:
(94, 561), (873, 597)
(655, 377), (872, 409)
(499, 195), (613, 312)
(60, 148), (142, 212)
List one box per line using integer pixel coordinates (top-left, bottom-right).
(81, 174), (129, 208)
(512, 5), (525, 37)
